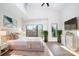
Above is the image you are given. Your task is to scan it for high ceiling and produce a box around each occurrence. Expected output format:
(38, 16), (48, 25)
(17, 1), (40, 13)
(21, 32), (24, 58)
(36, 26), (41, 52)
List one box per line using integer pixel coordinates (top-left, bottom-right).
(24, 3), (66, 11)
(0, 3), (68, 19)
(0, 3), (27, 19)
(15, 3), (67, 13)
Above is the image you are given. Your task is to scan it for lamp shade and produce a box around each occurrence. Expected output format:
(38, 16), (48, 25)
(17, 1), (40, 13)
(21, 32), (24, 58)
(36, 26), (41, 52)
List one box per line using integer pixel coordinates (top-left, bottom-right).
(0, 31), (6, 44)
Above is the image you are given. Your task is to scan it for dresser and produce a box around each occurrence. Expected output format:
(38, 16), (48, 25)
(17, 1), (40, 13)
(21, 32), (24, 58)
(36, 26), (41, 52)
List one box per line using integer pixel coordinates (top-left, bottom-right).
(61, 30), (79, 51)
(63, 17), (79, 51)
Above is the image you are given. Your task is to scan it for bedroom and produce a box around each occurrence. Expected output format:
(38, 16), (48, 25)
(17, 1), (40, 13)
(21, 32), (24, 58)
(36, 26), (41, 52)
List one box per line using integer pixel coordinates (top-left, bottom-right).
(0, 3), (79, 56)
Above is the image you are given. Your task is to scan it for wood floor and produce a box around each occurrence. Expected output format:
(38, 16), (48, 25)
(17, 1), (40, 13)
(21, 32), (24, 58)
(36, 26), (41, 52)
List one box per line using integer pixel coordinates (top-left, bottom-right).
(2, 42), (75, 56)
(46, 42), (75, 56)
(2, 44), (51, 56)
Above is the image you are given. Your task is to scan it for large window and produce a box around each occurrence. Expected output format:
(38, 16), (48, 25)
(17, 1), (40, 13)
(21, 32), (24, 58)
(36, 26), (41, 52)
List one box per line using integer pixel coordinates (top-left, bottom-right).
(52, 23), (58, 37)
(26, 24), (43, 37)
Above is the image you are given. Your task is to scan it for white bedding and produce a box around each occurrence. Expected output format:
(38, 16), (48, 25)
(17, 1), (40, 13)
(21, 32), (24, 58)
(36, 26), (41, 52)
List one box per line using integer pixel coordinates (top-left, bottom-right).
(7, 37), (43, 45)
(7, 37), (45, 51)
(8, 37), (43, 42)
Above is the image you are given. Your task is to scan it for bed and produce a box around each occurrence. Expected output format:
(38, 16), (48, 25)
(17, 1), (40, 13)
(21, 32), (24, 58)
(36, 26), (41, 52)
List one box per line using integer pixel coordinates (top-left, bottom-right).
(7, 37), (45, 51)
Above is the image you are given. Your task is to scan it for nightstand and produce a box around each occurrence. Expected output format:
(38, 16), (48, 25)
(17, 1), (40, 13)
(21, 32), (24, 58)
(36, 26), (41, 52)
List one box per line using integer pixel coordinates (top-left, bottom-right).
(0, 43), (9, 55)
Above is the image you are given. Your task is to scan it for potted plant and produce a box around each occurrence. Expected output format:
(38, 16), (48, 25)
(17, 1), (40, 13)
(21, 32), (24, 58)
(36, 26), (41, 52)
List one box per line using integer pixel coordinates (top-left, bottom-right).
(42, 30), (48, 42)
(57, 30), (62, 43)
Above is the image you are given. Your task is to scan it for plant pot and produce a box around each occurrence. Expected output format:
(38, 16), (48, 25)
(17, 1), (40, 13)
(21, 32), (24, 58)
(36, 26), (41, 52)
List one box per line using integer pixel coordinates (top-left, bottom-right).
(43, 30), (48, 43)
(57, 36), (61, 43)
(44, 37), (48, 42)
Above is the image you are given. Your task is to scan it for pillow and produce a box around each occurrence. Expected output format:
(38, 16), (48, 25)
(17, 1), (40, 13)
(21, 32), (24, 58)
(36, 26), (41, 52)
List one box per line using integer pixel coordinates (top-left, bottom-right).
(1, 35), (12, 42)
(14, 33), (19, 39)
(10, 33), (19, 39)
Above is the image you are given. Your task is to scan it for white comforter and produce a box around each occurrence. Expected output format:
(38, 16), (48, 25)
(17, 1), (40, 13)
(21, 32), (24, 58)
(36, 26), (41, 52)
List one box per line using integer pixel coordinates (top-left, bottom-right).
(8, 37), (43, 42)
(7, 37), (44, 51)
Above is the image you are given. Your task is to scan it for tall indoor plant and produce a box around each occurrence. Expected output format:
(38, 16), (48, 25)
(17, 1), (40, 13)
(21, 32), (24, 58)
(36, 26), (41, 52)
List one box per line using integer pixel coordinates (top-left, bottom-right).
(43, 30), (48, 42)
(57, 30), (62, 43)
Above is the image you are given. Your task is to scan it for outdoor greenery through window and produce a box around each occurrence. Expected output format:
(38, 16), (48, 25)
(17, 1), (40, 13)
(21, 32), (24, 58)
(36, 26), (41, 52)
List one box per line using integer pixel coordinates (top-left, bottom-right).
(26, 24), (43, 37)
(52, 23), (58, 37)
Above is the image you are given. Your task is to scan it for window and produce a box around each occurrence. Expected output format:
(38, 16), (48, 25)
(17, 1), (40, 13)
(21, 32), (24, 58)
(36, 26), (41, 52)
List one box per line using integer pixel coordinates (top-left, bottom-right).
(26, 24), (43, 37)
(52, 23), (58, 37)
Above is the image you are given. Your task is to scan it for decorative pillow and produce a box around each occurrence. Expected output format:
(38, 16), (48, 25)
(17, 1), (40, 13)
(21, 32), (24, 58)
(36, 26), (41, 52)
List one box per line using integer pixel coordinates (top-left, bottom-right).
(14, 33), (19, 39)
(10, 33), (19, 39)
(10, 33), (15, 39)
(1, 35), (12, 42)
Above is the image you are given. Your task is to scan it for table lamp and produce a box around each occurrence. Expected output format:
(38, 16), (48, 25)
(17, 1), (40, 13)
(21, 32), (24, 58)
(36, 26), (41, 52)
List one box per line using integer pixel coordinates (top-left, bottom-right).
(0, 31), (6, 44)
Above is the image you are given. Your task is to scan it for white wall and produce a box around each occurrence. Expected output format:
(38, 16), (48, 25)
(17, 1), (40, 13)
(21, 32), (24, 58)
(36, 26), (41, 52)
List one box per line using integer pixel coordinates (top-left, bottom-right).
(26, 7), (60, 22)
(61, 3), (79, 30)
(0, 9), (4, 29)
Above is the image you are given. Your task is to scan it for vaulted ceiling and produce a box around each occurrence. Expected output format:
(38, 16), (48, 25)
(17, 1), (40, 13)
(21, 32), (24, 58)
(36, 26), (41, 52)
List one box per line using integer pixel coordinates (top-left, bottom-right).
(23, 3), (66, 11)
(0, 3), (67, 19)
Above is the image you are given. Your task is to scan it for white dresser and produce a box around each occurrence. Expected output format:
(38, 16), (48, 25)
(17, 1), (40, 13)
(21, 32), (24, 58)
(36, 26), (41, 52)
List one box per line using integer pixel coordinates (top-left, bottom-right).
(62, 30), (79, 51)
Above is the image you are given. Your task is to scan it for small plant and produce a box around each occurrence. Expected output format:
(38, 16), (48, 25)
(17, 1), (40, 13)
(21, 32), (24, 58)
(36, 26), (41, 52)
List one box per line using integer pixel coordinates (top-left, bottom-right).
(42, 30), (48, 42)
